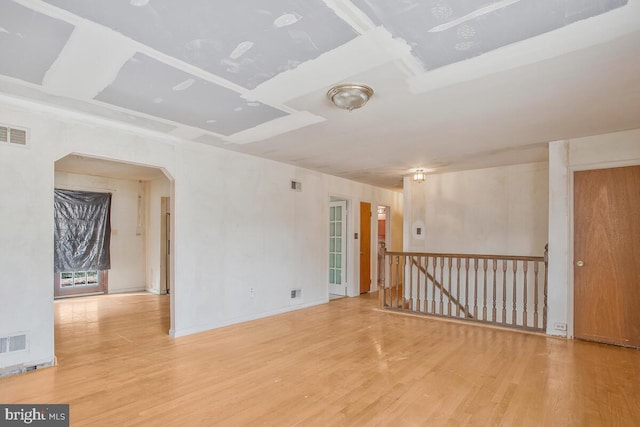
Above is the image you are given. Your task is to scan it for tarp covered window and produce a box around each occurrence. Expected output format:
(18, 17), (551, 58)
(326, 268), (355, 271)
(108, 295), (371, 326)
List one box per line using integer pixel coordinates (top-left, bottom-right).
(54, 189), (112, 273)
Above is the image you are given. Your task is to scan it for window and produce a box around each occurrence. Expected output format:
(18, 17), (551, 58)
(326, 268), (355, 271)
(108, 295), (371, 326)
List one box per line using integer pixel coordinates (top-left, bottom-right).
(60, 271), (100, 288)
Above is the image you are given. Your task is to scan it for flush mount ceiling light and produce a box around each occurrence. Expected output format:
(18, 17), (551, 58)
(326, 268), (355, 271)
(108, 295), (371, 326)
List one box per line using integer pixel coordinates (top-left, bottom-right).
(413, 169), (427, 183)
(327, 84), (374, 111)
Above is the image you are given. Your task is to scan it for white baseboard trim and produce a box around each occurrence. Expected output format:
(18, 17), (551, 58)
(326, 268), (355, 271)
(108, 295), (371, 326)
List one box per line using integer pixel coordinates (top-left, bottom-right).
(169, 299), (327, 338)
(145, 287), (167, 295)
(108, 287), (146, 294)
(0, 358), (55, 377)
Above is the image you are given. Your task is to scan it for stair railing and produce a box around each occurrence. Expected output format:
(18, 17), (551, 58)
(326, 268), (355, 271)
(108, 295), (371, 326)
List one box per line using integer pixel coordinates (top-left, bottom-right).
(381, 248), (548, 332)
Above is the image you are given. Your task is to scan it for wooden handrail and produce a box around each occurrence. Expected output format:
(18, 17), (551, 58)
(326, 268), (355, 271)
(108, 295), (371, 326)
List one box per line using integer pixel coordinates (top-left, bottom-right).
(386, 251), (544, 262)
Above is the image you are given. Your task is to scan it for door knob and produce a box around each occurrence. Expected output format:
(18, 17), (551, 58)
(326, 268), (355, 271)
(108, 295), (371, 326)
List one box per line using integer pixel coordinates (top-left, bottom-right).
(576, 260), (584, 267)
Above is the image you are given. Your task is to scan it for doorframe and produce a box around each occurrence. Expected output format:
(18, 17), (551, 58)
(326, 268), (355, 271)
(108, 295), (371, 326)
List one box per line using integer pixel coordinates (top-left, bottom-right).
(567, 158), (640, 339)
(327, 195), (383, 297)
(374, 205), (391, 293)
(160, 197), (171, 295)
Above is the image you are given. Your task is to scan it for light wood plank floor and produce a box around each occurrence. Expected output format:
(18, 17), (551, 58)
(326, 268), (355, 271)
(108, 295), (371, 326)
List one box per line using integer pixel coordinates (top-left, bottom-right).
(1, 293), (639, 426)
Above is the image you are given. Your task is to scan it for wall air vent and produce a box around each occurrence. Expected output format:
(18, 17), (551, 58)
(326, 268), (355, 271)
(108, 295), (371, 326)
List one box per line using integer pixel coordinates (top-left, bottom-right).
(0, 124), (28, 146)
(290, 180), (302, 192)
(0, 333), (27, 354)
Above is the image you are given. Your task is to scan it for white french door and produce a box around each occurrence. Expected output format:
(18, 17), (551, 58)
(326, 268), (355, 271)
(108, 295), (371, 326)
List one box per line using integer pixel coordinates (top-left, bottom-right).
(329, 200), (347, 295)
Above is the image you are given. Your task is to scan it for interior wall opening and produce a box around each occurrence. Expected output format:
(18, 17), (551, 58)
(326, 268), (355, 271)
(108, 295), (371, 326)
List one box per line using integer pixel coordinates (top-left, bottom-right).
(53, 153), (174, 338)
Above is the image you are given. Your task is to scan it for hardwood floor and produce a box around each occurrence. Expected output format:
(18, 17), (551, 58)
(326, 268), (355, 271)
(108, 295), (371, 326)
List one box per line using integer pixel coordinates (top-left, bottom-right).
(1, 292), (639, 426)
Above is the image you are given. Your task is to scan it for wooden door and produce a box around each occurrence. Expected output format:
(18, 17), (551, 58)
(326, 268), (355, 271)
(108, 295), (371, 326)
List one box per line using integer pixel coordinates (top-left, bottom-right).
(574, 166), (640, 347)
(360, 202), (371, 294)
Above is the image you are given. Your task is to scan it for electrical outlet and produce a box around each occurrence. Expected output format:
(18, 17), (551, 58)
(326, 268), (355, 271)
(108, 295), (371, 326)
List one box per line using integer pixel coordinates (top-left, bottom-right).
(554, 322), (567, 331)
(250, 287), (254, 298)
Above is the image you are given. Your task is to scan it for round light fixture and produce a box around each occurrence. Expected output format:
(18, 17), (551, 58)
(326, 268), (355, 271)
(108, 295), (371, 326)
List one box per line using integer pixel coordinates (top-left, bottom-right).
(327, 84), (374, 111)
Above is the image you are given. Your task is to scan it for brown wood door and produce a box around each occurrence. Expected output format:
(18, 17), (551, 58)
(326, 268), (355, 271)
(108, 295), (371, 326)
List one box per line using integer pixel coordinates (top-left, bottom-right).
(574, 166), (640, 347)
(360, 202), (371, 294)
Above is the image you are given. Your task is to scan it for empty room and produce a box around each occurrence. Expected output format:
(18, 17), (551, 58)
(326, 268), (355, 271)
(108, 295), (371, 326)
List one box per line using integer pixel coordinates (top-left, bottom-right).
(0, 1), (639, 426)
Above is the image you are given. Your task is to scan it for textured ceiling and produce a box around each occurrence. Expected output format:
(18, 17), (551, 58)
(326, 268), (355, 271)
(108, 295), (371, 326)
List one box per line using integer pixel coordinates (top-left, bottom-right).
(1, 0), (639, 189)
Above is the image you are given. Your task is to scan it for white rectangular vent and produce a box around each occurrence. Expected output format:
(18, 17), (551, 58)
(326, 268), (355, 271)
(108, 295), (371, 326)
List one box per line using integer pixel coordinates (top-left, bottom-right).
(290, 289), (302, 299)
(0, 333), (27, 354)
(0, 124), (28, 146)
(290, 180), (302, 192)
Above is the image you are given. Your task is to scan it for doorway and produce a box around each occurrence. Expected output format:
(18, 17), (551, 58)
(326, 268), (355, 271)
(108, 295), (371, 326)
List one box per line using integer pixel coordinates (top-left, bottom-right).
(360, 202), (371, 294)
(53, 154), (174, 334)
(573, 165), (640, 347)
(377, 206), (390, 290)
(161, 197), (171, 294)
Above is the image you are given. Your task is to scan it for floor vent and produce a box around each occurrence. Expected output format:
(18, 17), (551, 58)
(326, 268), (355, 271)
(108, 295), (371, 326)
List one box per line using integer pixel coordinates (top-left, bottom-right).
(0, 333), (27, 354)
(0, 124), (28, 146)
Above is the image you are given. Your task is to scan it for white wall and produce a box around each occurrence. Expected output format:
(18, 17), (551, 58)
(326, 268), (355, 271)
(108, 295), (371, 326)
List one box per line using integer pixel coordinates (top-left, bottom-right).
(0, 97), (402, 372)
(0, 122), (53, 372)
(547, 128), (640, 337)
(404, 162), (549, 256)
(54, 171), (148, 293)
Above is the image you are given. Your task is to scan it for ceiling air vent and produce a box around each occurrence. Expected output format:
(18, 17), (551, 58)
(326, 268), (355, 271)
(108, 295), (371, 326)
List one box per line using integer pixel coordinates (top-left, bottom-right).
(0, 124), (28, 146)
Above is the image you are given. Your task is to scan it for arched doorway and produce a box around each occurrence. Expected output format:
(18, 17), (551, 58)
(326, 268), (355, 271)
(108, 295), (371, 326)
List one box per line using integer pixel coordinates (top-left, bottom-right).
(53, 153), (174, 337)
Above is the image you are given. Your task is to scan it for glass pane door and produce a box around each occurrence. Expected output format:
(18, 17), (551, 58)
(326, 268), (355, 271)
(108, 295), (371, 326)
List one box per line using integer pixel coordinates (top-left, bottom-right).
(329, 200), (347, 295)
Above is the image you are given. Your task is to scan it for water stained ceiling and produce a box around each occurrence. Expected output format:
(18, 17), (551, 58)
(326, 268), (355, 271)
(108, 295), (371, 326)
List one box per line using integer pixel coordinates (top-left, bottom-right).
(1, 0), (639, 189)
